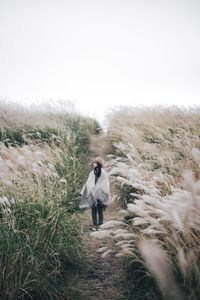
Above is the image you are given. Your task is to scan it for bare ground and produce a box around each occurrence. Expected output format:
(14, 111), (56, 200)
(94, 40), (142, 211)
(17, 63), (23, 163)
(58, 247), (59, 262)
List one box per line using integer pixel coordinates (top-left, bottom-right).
(77, 206), (126, 300)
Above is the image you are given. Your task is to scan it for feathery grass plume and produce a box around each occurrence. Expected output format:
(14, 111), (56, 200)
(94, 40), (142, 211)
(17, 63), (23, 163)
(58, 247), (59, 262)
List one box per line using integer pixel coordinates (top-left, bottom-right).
(105, 168), (200, 298)
(115, 249), (134, 257)
(97, 246), (108, 253)
(106, 106), (200, 205)
(191, 148), (200, 168)
(101, 249), (114, 258)
(98, 220), (126, 229)
(139, 239), (185, 300)
(105, 106), (200, 299)
(0, 113), (99, 211)
(0, 100), (101, 299)
(91, 230), (112, 239)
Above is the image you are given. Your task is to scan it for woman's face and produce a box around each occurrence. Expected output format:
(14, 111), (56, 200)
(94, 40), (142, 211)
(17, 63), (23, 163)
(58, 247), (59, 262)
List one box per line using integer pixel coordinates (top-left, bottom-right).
(93, 162), (98, 168)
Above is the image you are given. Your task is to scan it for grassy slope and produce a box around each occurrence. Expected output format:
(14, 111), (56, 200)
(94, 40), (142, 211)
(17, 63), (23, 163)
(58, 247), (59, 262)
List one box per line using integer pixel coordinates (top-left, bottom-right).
(104, 106), (200, 300)
(0, 102), (100, 299)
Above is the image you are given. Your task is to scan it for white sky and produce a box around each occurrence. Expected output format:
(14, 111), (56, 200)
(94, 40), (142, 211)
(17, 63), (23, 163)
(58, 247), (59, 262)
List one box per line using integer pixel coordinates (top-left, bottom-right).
(0, 0), (200, 123)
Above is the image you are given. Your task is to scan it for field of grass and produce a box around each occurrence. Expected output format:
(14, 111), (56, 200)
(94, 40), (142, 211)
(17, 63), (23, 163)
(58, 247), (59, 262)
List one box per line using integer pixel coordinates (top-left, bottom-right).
(0, 101), (100, 299)
(99, 106), (200, 300)
(1, 101), (200, 299)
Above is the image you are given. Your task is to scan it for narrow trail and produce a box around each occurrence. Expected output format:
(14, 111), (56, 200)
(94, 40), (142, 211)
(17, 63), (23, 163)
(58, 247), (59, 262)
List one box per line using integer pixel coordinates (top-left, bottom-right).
(76, 133), (126, 300)
(78, 207), (125, 300)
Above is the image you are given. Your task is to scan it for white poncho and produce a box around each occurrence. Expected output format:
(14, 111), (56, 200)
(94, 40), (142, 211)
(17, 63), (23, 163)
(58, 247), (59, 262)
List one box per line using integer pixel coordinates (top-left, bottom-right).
(79, 168), (111, 209)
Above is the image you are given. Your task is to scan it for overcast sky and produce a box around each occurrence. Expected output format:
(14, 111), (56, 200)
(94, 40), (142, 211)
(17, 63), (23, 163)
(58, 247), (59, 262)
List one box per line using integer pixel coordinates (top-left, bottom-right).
(0, 0), (200, 122)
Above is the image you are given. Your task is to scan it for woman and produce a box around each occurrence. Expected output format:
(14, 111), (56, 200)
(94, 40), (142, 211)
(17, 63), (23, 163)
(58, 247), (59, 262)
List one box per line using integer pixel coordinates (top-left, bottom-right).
(80, 157), (111, 231)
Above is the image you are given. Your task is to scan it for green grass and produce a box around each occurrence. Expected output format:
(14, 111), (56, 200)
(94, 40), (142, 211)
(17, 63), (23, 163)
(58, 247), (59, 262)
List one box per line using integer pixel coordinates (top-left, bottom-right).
(0, 198), (84, 299)
(0, 108), (102, 299)
(121, 256), (162, 300)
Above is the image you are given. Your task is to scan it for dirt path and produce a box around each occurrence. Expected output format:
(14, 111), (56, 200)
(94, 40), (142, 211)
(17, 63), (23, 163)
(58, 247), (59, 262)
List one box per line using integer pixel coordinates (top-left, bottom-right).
(78, 206), (125, 300)
(75, 133), (125, 299)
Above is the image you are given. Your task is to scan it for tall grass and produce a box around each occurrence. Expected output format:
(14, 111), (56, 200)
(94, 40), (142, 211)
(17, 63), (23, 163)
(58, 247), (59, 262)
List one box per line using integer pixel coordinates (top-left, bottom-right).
(0, 195), (83, 299)
(0, 100), (100, 299)
(96, 106), (200, 299)
(107, 106), (200, 205)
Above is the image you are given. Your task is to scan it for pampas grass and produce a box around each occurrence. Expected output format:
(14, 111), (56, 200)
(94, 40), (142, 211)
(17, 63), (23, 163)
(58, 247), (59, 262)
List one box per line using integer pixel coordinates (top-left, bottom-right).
(98, 106), (200, 299)
(0, 100), (101, 299)
(107, 106), (200, 201)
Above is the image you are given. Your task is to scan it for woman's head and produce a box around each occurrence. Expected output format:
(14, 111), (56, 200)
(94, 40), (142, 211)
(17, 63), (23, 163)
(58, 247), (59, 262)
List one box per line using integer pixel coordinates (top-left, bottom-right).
(92, 157), (104, 168)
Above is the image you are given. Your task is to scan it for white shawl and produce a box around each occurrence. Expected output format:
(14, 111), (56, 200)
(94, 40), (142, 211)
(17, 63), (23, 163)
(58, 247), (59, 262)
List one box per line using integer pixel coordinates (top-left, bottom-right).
(79, 168), (111, 209)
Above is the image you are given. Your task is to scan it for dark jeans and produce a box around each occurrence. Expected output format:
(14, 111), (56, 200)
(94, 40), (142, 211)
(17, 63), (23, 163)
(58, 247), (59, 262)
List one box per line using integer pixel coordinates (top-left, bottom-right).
(92, 199), (103, 226)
